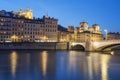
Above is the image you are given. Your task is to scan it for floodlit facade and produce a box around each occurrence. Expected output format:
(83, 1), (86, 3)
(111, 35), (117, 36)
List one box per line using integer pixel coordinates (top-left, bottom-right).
(58, 25), (70, 42)
(0, 9), (58, 42)
(19, 8), (33, 19)
(68, 22), (103, 42)
(0, 9), (103, 43)
(58, 22), (103, 42)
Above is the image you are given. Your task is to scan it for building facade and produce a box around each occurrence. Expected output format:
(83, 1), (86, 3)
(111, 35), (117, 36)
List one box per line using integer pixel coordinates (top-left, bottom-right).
(107, 32), (120, 40)
(67, 22), (103, 42)
(57, 22), (103, 42)
(0, 9), (104, 43)
(58, 25), (70, 42)
(19, 8), (33, 19)
(0, 9), (58, 42)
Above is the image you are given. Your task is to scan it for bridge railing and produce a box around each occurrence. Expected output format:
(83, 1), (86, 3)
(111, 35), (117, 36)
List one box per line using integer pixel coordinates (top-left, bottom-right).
(94, 40), (120, 42)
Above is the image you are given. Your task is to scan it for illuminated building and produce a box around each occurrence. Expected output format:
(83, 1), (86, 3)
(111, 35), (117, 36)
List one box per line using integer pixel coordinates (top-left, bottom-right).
(19, 8), (33, 19)
(58, 25), (69, 42)
(0, 9), (103, 43)
(107, 32), (120, 40)
(68, 26), (74, 33)
(0, 9), (58, 42)
(57, 22), (103, 42)
(68, 22), (103, 42)
(43, 16), (58, 42)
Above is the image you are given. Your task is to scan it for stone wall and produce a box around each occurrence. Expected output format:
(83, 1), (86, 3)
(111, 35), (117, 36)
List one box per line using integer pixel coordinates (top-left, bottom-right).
(56, 42), (69, 50)
(0, 42), (69, 50)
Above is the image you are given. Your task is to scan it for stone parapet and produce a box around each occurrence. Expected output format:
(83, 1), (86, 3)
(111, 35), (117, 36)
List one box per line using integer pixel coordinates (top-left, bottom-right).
(0, 42), (69, 50)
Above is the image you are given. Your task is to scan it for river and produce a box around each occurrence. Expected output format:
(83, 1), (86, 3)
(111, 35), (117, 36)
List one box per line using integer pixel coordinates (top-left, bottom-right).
(0, 50), (120, 80)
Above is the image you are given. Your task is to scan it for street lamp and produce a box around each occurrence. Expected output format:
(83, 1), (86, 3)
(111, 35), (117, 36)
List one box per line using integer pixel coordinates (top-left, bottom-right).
(104, 29), (108, 40)
(11, 35), (18, 42)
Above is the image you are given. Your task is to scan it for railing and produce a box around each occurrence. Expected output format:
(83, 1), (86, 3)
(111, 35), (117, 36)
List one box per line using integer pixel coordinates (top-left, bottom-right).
(70, 40), (120, 44)
(94, 40), (120, 42)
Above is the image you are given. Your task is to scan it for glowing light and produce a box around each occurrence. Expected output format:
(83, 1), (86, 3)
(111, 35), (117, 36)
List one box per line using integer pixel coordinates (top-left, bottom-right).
(3, 32), (6, 34)
(72, 43), (76, 46)
(19, 8), (33, 19)
(11, 35), (19, 42)
(111, 51), (114, 55)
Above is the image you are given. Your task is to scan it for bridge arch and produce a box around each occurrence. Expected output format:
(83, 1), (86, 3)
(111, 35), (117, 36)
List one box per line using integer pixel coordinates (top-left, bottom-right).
(70, 43), (85, 51)
(92, 40), (120, 51)
(95, 43), (120, 51)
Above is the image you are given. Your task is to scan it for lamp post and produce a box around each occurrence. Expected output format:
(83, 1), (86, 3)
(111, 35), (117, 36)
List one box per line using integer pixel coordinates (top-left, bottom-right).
(104, 29), (108, 40)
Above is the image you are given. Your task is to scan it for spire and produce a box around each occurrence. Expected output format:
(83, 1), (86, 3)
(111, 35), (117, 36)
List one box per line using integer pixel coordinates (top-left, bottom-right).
(30, 9), (33, 12)
(20, 8), (22, 12)
(45, 13), (48, 18)
(26, 8), (29, 12)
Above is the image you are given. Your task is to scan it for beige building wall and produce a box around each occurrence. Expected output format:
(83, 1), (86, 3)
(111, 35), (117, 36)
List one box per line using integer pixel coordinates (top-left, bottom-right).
(0, 13), (58, 42)
(0, 17), (11, 42)
(67, 22), (103, 42)
(43, 17), (58, 42)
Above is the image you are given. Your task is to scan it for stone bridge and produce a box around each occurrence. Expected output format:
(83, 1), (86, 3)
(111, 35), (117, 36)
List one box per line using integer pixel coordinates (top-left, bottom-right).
(70, 40), (120, 51)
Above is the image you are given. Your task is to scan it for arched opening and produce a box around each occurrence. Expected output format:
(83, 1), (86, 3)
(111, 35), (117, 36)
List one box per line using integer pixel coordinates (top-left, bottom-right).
(103, 44), (120, 51)
(97, 44), (120, 51)
(71, 44), (85, 51)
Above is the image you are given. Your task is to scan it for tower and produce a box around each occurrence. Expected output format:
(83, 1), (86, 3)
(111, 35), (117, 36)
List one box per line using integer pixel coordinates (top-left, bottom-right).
(18, 8), (33, 19)
(79, 22), (88, 31)
(26, 8), (29, 12)
(29, 9), (33, 19)
(19, 8), (23, 16)
(45, 13), (48, 18)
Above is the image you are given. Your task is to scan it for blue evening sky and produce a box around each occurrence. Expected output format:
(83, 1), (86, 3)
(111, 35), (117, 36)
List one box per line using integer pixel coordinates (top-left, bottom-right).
(0, 0), (120, 33)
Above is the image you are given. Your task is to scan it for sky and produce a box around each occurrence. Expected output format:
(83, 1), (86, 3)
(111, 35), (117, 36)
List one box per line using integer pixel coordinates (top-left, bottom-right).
(0, 0), (120, 33)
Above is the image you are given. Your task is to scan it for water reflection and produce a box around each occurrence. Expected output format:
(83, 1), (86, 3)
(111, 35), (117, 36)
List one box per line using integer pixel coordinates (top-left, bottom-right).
(10, 51), (18, 78)
(0, 50), (120, 80)
(68, 51), (77, 71)
(26, 53), (30, 65)
(101, 55), (111, 80)
(87, 54), (93, 80)
(41, 51), (48, 76)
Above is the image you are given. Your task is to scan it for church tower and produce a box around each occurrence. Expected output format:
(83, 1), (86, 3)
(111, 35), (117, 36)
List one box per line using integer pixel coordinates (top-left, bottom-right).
(19, 8), (23, 16)
(18, 8), (33, 19)
(29, 9), (33, 19)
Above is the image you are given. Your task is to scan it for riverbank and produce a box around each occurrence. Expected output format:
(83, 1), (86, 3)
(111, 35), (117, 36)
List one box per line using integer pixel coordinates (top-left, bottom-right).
(0, 42), (69, 50)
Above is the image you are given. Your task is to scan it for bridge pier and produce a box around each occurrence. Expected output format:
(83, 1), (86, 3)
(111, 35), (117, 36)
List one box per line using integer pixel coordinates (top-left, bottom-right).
(69, 42), (94, 51)
(85, 41), (94, 51)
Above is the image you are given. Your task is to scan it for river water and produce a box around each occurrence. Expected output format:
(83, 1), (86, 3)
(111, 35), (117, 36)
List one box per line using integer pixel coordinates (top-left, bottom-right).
(0, 50), (120, 80)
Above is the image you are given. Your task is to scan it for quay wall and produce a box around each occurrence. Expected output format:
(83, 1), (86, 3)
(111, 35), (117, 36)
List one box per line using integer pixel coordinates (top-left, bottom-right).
(0, 42), (69, 50)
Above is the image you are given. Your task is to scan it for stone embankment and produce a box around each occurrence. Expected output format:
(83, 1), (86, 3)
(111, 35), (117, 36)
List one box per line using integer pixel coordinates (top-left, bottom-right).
(0, 42), (69, 50)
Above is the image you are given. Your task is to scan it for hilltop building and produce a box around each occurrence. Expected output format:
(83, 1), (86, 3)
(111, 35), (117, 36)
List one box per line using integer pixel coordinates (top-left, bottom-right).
(18, 8), (33, 19)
